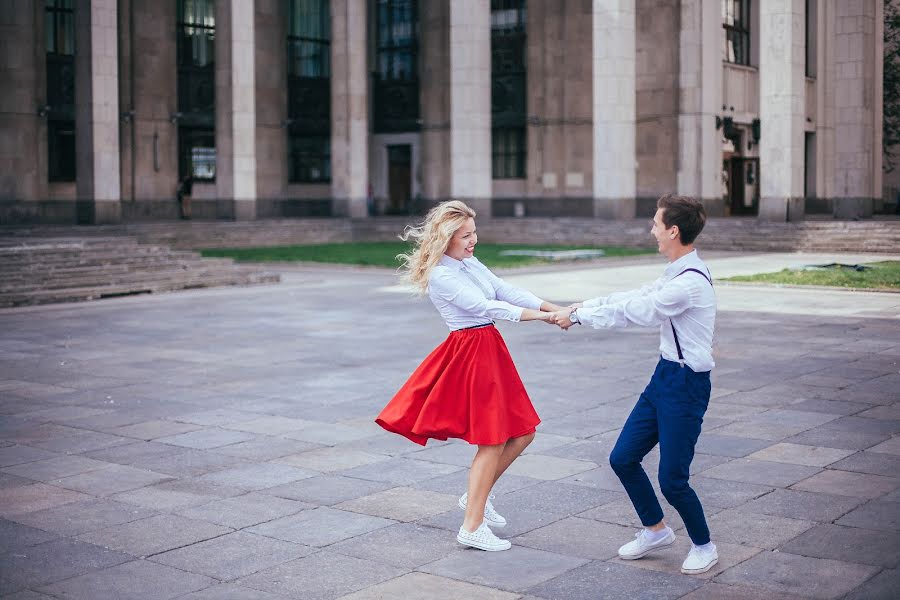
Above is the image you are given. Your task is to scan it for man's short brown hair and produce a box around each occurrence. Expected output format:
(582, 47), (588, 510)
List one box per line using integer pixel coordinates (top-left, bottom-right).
(657, 194), (707, 245)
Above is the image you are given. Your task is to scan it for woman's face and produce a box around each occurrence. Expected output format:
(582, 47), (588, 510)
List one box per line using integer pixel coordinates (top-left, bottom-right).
(445, 217), (477, 260)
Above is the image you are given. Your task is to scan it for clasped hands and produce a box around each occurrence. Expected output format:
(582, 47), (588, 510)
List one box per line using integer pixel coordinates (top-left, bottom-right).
(545, 303), (583, 331)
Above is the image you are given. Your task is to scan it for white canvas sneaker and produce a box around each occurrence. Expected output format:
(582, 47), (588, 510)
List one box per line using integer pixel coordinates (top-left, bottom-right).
(617, 527), (676, 560)
(681, 543), (718, 574)
(456, 522), (511, 551)
(458, 492), (507, 528)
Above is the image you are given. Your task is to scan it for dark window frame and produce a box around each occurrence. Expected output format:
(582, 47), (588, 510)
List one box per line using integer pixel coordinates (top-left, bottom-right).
(723, 0), (751, 66)
(491, 0), (527, 180)
(492, 127), (526, 180)
(288, 135), (331, 184)
(374, 0), (418, 82)
(287, 0), (332, 183)
(46, 0), (76, 182)
(176, 0), (216, 181)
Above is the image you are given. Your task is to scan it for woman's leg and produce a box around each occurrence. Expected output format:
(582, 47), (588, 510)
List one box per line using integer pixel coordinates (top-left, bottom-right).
(492, 432), (535, 486)
(462, 443), (504, 532)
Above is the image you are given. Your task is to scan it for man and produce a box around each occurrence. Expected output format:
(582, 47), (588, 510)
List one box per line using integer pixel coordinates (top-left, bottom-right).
(552, 194), (718, 575)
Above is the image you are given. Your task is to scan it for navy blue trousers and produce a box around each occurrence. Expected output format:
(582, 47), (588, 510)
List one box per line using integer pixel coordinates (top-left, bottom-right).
(609, 357), (711, 545)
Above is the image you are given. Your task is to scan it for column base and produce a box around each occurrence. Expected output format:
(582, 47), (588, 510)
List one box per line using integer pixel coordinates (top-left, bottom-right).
(832, 197), (874, 219)
(758, 197), (805, 222)
(332, 198), (370, 218)
(212, 199), (257, 221)
(593, 197), (636, 219)
(76, 200), (121, 224)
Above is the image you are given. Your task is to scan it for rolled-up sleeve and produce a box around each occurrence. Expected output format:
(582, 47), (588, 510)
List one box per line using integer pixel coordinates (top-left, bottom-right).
(429, 270), (525, 322)
(579, 278), (693, 329)
(582, 277), (664, 308)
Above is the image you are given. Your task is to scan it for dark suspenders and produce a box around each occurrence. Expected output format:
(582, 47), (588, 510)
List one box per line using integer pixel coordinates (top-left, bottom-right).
(670, 268), (713, 366)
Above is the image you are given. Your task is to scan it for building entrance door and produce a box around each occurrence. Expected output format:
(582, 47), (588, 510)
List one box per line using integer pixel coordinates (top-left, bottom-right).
(725, 157), (759, 216)
(387, 145), (411, 215)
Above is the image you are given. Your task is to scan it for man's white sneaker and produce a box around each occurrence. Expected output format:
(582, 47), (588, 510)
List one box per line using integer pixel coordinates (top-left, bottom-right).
(681, 543), (718, 574)
(617, 527), (676, 560)
(459, 492), (507, 528)
(456, 522), (511, 551)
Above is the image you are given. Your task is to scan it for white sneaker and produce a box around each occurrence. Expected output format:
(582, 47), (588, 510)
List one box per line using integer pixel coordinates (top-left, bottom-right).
(459, 492), (507, 528)
(617, 527), (676, 560)
(681, 543), (718, 574)
(456, 522), (511, 551)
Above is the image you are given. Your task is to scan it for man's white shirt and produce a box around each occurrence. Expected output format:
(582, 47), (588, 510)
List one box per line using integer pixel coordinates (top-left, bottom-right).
(428, 255), (544, 330)
(578, 250), (716, 372)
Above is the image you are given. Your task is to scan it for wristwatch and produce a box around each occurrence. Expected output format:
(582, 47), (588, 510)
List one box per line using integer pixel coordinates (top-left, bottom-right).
(569, 308), (581, 325)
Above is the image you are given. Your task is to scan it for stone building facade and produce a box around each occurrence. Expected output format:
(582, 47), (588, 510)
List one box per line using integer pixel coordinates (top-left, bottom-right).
(0, 0), (886, 224)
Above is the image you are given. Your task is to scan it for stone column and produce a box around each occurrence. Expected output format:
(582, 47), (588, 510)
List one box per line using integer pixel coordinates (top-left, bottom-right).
(331, 0), (368, 218)
(449, 0), (491, 215)
(758, 0), (805, 221)
(420, 0), (451, 206)
(75, 0), (121, 224)
(592, 0), (636, 219)
(676, 0), (722, 215)
(0, 2), (41, 208)
(830, 0), (882, 218)
(216, 0), (256, 220)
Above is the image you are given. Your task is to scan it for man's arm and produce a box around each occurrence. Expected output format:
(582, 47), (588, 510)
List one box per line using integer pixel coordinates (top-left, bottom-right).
(553, 277), (694, 330)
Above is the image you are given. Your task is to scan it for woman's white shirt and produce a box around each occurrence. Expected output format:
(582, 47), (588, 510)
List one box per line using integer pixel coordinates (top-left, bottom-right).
(428, 255), (544, 330)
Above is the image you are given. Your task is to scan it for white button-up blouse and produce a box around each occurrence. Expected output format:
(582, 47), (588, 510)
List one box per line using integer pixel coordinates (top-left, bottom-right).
(428, 255), (544, 330)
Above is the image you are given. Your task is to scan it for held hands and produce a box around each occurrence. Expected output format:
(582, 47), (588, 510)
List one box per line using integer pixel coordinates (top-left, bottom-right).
(549, 310), (574, 330)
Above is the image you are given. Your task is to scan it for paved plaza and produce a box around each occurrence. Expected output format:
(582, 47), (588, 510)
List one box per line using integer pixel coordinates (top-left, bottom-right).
(1, 255), (898, 599)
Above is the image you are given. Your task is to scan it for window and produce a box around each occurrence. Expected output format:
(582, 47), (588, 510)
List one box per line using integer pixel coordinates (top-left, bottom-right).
(492, 127), (526, 179)
(288, 0), (330, 78)
(288, 136), (330, 183)
(805, 0), (817, 78)
(491, 0), (527, 179)
(375, 0), (417, 81)
(722, 0), (750, 66)
(373, 0), (419, 132)
(45, 0), (76, 182)
(177, 0), (215, 180)
(287, 0), (331, 182)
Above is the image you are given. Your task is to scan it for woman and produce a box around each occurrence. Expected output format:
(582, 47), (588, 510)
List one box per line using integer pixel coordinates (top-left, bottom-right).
(376, 200), (565, 551)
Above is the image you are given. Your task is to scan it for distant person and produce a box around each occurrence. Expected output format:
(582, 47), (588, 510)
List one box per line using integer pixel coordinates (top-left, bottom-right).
(177, 175), (193, 220)
(550, 194), (719, 575)
(376, 200), (566, 551)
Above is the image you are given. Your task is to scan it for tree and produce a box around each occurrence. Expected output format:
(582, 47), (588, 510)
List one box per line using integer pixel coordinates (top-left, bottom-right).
(885, 0), (900, 172)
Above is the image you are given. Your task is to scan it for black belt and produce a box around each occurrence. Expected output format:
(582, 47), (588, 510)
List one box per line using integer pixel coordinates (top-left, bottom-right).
(456, 322), (495, 331)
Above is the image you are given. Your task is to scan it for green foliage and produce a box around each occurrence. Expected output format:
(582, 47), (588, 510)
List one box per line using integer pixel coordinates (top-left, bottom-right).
(723, 261), (900, 290)
(885, 0), (900, 171)
(200, 242), (655, 268)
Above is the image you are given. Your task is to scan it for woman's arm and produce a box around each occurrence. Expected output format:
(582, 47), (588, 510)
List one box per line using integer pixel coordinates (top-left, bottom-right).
(520, 308), (554, 322)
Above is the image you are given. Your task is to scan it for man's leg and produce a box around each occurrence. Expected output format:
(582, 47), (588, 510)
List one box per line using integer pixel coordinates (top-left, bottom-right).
(657, 367), (711, 546)
(609, 392), (664, 528)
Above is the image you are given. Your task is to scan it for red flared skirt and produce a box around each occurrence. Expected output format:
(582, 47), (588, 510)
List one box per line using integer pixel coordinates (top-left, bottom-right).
(376, 324), (540, 446)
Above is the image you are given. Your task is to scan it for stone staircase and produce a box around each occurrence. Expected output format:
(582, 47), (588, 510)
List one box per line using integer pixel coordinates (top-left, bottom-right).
(0, 235), (280, 308)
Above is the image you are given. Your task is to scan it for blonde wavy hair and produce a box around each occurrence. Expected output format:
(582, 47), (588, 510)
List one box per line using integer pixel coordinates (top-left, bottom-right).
(396, 200), (476, 294)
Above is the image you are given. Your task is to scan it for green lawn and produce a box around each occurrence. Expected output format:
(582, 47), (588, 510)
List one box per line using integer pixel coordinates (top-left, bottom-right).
(200, 242), (655, 268)
(722, 261), (900, 291)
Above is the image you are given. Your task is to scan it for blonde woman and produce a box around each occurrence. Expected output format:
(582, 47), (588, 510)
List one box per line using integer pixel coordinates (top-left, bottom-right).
(376, 200), (565, 551)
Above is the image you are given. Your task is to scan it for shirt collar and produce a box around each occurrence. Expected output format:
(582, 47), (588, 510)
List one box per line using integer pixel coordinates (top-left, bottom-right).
(664, 249), (699, 277)
(439, 254), (464, 271)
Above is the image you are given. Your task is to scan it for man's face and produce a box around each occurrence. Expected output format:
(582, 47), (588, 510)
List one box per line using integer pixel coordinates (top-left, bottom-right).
(651, 208), (678, 255)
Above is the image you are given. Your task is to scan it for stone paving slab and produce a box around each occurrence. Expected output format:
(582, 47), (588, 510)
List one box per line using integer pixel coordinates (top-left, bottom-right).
(1, 262), (899, 599)
(36, 559), (215, 600)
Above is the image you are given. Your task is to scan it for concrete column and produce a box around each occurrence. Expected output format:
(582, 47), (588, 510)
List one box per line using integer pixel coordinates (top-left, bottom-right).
(676, 0), (723, 215)
(759, 0), (805, 221)
(331, 0), (368, 218)
(449, 0), (491, 215)
(75, 0), (121, 224)
(830, 0), (882, 218)
(592, 0), (636, 218)
(420, 0), (451, 205)
(0, 2), (41, 207)
(216, 0), (256, 220)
